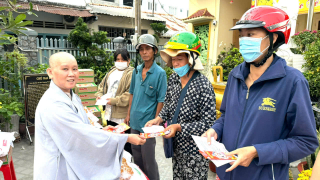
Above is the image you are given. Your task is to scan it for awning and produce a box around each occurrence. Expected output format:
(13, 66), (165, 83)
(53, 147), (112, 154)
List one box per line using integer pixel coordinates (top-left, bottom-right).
(88, 3), (163, 22)
(0, 1), (93, 17)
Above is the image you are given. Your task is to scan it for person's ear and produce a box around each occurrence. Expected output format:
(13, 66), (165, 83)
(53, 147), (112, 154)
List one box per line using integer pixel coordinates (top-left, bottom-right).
(273, 33), (278, 44)
(47, 68), (53, 79)
(127, 59), (130, 66)
(155, 49), (158, 55)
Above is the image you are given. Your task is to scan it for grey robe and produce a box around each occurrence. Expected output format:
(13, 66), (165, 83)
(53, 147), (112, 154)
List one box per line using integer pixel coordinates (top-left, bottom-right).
(34, 81), (128, 180)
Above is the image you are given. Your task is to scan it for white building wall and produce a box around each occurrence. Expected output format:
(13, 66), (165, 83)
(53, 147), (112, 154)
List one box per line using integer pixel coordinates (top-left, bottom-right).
(141, 0), (189, 19)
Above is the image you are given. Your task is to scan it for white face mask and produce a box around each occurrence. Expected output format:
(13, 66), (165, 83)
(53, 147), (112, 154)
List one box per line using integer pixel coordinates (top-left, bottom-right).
(115, 62), (128, 70)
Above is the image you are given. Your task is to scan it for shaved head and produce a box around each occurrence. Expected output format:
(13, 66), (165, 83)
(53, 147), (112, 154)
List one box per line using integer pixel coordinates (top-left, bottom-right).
(47, 52), (79, 93)
(49, 52), (77, 68)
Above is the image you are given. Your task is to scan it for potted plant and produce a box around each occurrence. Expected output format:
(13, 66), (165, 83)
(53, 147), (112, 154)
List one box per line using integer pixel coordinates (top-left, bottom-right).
(0, 89), (24, 132)
(297, 128), (320, 173)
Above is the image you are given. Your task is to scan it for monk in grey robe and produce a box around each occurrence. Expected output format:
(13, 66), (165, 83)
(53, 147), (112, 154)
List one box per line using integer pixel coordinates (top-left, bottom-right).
(34, 52), (146, 180)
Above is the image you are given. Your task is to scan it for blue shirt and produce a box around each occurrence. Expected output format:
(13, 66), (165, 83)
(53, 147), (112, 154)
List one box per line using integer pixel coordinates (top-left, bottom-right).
(129, 61), (167, 132)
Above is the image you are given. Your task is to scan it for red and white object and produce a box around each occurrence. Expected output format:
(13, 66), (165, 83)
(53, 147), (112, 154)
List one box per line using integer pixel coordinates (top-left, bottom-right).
(121, 151), (149, 180)
(107, 123), (130, 133)
(84, 107), (103, 129)
(192, 135), (237, 167)
(0, 132), (15, 168)
(140, 125), (170, 138)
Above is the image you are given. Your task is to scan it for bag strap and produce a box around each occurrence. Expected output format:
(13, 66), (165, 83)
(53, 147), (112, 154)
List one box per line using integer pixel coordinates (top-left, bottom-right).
(171, 71), (199, 124)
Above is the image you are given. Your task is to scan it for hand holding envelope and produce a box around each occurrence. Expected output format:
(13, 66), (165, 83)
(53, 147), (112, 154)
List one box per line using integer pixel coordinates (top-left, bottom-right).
(95, 94), (112, 105)
(192, 135), (237, 167)
(105, 123), (130, 134)
(140, 125), (170, 138)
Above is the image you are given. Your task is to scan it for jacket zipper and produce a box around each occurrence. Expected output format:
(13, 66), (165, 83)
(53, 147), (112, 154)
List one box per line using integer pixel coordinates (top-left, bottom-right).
(271, 164), (275, 180)
(235, 89), (250, 149)
(231, 88), (250, 180)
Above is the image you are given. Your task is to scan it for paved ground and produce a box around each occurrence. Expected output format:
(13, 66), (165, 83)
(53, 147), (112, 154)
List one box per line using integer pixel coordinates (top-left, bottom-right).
(1, 136), (301, 180)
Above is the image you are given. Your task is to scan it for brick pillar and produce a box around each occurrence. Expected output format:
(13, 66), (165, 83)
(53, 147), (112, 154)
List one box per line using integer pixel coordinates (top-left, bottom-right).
(18, 28), (38, 67)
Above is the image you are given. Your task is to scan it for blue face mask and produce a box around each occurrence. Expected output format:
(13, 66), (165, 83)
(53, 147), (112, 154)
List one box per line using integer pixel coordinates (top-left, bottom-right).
(239, 36), (269, 63)
(173, 64), (190, 77)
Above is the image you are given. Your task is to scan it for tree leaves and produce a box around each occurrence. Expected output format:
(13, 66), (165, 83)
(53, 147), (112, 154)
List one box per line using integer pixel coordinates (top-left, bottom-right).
(194, 24), (209, 65)
(0, 7), (10, 11)
(68, 18), (113, 84)
(216, 45), (244, 81)
(302, 36), (320, 100)
(14, 14), (26, 23)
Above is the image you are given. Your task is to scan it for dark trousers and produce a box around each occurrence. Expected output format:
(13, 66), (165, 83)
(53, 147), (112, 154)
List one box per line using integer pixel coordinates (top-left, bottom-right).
(131, 129), (159, 180)
(107, 120), (132, 155)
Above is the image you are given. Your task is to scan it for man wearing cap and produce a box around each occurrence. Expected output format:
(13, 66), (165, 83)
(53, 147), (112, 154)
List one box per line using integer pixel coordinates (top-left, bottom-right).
(125, 34), (167, 180)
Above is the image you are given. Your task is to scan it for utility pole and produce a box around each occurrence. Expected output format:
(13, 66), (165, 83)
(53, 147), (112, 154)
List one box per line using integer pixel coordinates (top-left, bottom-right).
(306, 0), (315, 30)
(135, 0), (141, 35)
(152, 0), (155, 16)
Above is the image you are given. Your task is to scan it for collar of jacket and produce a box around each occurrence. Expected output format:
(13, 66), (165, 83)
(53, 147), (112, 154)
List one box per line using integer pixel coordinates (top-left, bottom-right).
(49, 80), (76, 103)
(137, 60), (157, 74)
(231, 54), (287, 83)
(109, 66), (134, 75)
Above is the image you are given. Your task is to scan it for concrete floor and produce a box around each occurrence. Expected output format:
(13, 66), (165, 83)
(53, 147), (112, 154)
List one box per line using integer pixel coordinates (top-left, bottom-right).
(1, 136), (302, 180)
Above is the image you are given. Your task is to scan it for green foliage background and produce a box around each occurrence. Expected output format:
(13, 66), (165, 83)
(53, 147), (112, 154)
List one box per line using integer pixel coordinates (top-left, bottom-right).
(150, 23), (168, 43)
(215, 45), (244, 81)
(194, 24), (209, 65)
(292, 30), (320, 54)
(68, 18), (114, 84)
(0, 1), (48, 128)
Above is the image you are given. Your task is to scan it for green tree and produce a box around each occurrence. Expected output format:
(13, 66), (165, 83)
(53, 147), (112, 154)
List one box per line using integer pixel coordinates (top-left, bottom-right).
(0, 0), (47, 129)
(150, 22), (168, 43)
(303, 39), (320, 101)
(68, 18), (113, 84)
(0, 0), (35, 45)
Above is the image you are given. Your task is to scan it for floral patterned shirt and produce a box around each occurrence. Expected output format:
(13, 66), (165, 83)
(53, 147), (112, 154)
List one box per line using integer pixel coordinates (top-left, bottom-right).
(159, 72), (216, 155)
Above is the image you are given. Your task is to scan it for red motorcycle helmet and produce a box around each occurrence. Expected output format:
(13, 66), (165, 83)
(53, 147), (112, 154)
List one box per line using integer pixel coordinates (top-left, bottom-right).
(231, 6), (291, 66)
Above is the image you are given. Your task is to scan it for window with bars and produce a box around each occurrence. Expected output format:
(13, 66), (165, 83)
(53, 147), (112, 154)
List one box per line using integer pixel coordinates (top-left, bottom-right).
(169, 6), (177, 15)
(123, 0), (133, 7)
(99, 26), (148, 38)
(24, 21), (75, 29)
(148, 2), (153, 10)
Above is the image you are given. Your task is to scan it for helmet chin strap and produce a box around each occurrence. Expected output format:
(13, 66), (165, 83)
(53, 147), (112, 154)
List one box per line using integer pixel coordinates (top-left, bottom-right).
(248, 32), (274, 67)
(187, 52), (197, 77)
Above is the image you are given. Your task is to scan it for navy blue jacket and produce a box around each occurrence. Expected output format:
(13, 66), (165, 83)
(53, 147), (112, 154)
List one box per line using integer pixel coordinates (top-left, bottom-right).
(212, 55), (319, 180)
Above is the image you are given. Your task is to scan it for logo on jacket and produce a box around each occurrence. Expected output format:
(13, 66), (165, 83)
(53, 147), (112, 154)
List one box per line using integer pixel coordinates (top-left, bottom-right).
(259, 97), (276, 112)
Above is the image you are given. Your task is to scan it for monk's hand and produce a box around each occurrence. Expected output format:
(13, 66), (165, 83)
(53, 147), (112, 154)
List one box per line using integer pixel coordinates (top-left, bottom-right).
(225, 146), (258, 172)
(163, 124), (181, 139)
(127, 134), (146, 145)
(201, 128), (218, 145)
(106, 98), (111, 105)
(124, 115), (130, 126)
(102, 125), (117, 132)
(145, 117), (163, 127)
(96, 96), (101, 102)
